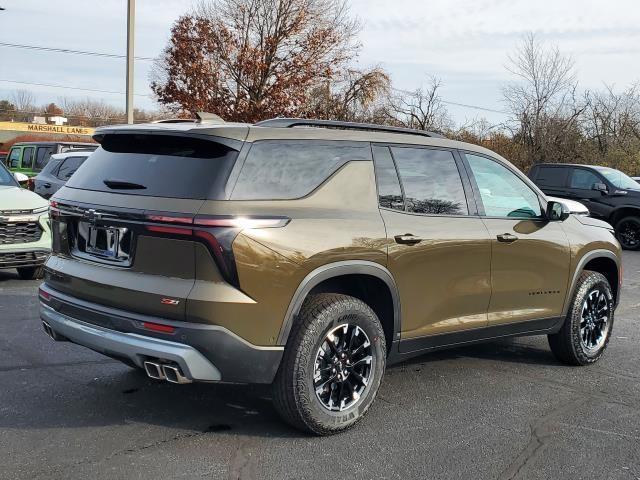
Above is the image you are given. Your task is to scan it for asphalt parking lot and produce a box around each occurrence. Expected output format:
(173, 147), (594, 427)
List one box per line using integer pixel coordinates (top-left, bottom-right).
(1, 255), (639, 480)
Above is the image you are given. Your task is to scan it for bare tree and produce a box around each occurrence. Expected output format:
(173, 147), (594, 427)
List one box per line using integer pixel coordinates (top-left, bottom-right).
(503, 33), (586, 166)
(390, 76), (452, 132)
(584, 84), (640, 154)
(304, 67), (391, 121)
(10, 90), (36, 122)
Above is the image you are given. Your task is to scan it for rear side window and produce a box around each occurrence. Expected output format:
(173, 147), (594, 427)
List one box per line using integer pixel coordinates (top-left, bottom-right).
(56, 156), (86, 180)
(391, 147), (468, 215)
(66, 135), (239, 199)
(372, 146), (403, 210)
(8, 148), (20, 168)
(534, 166), (568, 187)
(22, 147), (35, 169)
(570, 168), (601, 189)
(231, 141), (371, 200)
(36, 146), (56, 170)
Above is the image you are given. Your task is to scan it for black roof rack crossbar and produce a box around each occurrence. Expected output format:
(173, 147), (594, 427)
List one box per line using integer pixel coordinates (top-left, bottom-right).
(255, 118), (444, 138)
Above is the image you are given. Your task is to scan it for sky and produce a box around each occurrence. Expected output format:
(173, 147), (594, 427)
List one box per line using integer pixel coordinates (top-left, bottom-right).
(0, 0), (639, 125)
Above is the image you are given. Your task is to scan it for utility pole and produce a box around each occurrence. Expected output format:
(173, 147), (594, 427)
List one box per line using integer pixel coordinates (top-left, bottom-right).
(125, 0), (135, 124)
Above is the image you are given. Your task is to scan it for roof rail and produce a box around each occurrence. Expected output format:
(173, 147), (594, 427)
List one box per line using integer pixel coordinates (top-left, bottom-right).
(254, 118), (444, 138)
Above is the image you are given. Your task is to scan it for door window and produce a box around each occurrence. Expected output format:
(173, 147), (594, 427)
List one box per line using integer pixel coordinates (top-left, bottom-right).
(8, 148), (20, 168)
(569, 168), (602, 190)
(21, 147), (35, 169)
(534, 166), (569, 187)
(391, 147), (468, 215)
(466, 153), (541, 218)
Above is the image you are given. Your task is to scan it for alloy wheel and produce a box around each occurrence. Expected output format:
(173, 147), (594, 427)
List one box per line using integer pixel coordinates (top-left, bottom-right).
(579, 289), (610, 352)
(313, 323), (374, 412)
(617, 219), (640, 249)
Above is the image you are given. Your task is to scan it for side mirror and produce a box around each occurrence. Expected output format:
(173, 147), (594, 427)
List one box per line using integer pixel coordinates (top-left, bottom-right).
(13, 172), (29, 186)
(592, 182), (608, 193)
(547, 200), (570, 222)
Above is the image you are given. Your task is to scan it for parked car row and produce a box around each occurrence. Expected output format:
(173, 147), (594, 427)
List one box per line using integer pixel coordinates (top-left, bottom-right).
(3, 141), (96, 178)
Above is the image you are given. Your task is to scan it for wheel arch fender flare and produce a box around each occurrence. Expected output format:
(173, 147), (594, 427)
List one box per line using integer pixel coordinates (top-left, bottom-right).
(276, 260), (401, 346)
(563, 249), (620, 316)
(609, 206), (640, 225)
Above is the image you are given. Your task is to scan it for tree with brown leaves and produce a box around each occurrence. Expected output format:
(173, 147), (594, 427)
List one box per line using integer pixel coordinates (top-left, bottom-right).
(151, 0), (360, 122)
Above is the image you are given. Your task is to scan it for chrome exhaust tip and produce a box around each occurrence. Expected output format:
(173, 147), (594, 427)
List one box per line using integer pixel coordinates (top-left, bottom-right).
(143, 361), (166, 380)
(162, 365), (192, 384)
(42, 321), (54, 339)
(42, 321), (67, 341)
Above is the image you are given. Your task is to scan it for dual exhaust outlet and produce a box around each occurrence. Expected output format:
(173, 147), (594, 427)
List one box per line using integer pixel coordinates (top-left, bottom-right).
(42, 320), (192, 384)
(144, 360), (192, 384)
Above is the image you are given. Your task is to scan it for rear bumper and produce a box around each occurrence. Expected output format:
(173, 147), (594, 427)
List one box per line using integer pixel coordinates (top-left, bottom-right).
(41, 303), (223, 381)
(39, 284), (284, 384)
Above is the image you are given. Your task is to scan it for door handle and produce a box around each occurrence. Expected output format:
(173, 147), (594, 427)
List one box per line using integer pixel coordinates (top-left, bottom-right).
(43, 183), (51, 188)
(394, 234), (422, 245)
(497, 233), (518, 243)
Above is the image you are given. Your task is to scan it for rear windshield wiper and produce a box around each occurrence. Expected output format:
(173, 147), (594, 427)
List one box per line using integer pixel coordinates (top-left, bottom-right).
(103, 179), (147, 190)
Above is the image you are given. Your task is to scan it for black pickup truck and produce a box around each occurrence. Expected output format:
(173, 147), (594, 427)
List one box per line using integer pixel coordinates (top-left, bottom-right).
(529, 163), (640, 250)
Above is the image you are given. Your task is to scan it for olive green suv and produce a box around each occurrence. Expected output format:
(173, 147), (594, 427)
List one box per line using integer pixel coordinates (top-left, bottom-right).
(40, 117), (621, 435)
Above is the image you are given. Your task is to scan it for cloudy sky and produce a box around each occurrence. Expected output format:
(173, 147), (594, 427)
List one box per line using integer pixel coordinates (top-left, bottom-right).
(1, 0), (639, 124)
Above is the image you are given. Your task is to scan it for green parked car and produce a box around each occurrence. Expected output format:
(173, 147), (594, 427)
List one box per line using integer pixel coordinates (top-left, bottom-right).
(5, 141), (97, 178)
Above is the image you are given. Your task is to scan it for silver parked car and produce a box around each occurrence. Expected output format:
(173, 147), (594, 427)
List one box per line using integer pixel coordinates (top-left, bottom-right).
(33, 151), (93, 199)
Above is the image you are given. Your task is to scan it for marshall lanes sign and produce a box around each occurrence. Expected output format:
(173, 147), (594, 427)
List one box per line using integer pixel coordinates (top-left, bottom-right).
(0, 121), (94, 136)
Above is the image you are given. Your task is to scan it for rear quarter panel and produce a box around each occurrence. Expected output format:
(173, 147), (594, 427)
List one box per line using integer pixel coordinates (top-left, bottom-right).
(193, 161), (389, 345)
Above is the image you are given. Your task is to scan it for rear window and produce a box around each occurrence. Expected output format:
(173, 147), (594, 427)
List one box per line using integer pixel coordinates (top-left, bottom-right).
(56, 156), (87, 180)
(66, 134), (239, 199)
(231, 140), (371, 200)
(534, 166), (569, 187)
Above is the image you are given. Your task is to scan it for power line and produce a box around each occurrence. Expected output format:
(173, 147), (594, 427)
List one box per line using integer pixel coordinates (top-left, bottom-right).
(0, 79), (149, 97)
(391, 87), (509, 115)
(0, 42), (510, 116)
(0, 41), (154, 61)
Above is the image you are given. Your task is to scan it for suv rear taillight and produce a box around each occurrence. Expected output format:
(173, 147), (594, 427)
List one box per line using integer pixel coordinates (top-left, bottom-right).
(144, 214), (289, 288)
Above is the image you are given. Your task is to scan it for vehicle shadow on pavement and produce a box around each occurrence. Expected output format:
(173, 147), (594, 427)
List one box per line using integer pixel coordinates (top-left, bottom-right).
(0, 364), (305, 437)
(0, 338), (560, 437)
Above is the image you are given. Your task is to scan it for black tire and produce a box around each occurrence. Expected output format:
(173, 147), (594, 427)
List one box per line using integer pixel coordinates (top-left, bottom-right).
(272, 293), (386, 435)
(615, 216), (640, 250)
(16, 266), (44, 280)
(548, 271), (614, 366)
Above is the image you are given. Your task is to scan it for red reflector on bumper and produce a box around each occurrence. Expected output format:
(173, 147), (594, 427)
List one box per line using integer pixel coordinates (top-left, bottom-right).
(142, 322), (176, 334)
(38, 288), (51, 301)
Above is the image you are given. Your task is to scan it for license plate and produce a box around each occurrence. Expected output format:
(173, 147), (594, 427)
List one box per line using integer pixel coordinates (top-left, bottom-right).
(86, 226), (123, 258)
